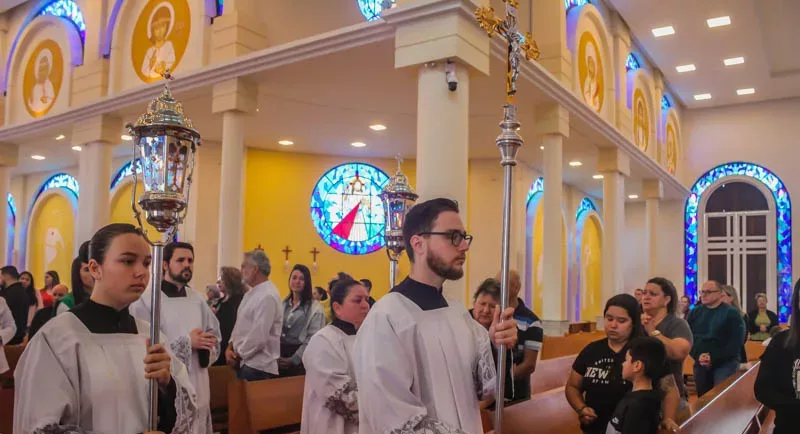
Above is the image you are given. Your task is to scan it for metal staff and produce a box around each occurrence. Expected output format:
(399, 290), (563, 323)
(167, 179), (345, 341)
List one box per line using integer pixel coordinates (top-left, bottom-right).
(380, 155), (418, 287)
(127, 71), (201, 430)
(475, 1), (539, 432)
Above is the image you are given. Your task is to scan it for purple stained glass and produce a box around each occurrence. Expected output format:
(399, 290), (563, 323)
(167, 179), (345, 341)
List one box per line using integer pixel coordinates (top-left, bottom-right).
(685, 162), (792, 321)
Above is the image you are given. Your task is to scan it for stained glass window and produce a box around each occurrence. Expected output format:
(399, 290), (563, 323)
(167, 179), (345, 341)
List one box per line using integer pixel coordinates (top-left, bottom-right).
(216, 0), (224, 16)
(110, 160), (142, 190)
(526, 177), (544, 206)
(626, 53), (640, 71)
(661, 95), (671, 111)
(7, 193), (16, 218)
(34, 173), (79, 203)
(38, 0), (86, 44)
(685, 162), (792, 321)
(310, 163), (390, 255)
(576, 197), (598, 221)
(565, 0), (590, 12)
(358, 0), (395, 21)
(7, 193), (14, 263)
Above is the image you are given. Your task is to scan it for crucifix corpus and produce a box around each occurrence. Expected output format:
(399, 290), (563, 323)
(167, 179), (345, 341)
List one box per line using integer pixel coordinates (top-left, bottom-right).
(282, 245), (293, 271)
(310, 247), (320, 272)
(474, 1), (539, 432)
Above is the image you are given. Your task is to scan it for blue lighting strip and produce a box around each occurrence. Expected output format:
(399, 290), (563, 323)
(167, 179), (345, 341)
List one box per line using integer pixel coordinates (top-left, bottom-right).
(34, 173), (79, 202)
(685, 162), (792, 321)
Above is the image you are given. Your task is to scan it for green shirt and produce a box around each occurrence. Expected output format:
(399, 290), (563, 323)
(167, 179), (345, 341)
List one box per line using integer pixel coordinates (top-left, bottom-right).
(688, 302), (746, 365)
(59, 292), (76, 309)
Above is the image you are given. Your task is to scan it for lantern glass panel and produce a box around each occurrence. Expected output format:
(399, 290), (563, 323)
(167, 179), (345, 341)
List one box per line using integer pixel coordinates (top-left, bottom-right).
(137, 134), (192, 195)
(388, 200), (406, 231)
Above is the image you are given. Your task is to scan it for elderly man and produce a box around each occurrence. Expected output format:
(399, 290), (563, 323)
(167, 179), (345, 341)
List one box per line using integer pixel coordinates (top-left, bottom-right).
(226, 249), (283, 381)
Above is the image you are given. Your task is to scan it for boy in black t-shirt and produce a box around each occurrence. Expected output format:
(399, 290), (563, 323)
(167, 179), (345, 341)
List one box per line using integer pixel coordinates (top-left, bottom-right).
(606, 337), (666, 434)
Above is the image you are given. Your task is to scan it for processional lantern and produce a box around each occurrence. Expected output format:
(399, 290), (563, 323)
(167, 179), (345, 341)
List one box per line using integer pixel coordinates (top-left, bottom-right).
(379, 155), (418, 287)
(126, 70), (201, 430)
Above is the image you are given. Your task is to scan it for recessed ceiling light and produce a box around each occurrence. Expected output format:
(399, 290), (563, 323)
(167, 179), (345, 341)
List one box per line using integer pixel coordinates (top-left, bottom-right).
(256, 108), (260, 112)
(71, 146), (82, 151)
(568, 161), (582, 167)
(369, 124), (387, 131)
(31, 155), (45, 160)
(737, 88), (755, 96)
(724, 56), (744, 66)
(278, 140), (294, 146)
(707, 16), (731, 28)
(652, 26), (675, 37)
(121, 134), (133, 141)
(592, 174), (604, 180)
(540, 146), (544, 150)
(54, 134), (65, 141)
(694, 93), (712, 101)
(628, 194), (639, 199)
(676, 64), (696, 73)
(351, 141), (367, 148)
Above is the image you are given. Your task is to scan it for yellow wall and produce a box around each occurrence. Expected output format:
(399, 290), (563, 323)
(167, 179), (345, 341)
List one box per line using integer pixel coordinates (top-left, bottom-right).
(29, 194), (74, 289)
(531, 201), (568, 316)
(244, 150), (415, 300)
(110, 181), (160, 239)
(580, 215), (603, 320)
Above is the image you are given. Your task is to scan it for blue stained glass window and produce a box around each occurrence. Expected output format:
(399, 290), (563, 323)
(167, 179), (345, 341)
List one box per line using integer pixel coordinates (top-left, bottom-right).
(310, 163), (390, 255)
(661, 95), (671, 111)
(526, 177), (544, 206)
(7, 193), (16, 219)
(34, 173), (79, 203)
(565, 0), (590, 12)
(7, 193), (13, 264)
(576, 197), (598, 221)
(626, 53), (640, 71)
(685, 162), (792, 321)
(216, 0), (223, 16)
(358, 0), (395, 22)
(110, 160), (142, 190)
(38, 0), (86, 44)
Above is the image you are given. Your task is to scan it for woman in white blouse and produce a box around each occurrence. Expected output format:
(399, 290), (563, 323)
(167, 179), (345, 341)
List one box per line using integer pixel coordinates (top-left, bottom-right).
(300, 275), (370, 434)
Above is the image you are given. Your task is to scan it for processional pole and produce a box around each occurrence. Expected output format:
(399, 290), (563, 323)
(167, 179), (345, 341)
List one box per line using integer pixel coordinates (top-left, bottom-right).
(380, 155), (418, 287)
(474, 1), (540, 432)
(126, 70), (201, 430)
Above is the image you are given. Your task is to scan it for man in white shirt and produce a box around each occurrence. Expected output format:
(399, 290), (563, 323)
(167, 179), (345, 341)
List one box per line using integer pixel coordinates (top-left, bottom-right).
(226, 249), (283, 381)
(354, 198), (519, 433)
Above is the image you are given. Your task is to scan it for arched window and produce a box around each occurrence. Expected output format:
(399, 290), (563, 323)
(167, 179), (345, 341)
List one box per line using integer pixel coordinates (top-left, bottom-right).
(625, 53), (641, 71)
(357, 0), (395, 22)
(565, 0), (590, 12)
(686, 162), (791, 320)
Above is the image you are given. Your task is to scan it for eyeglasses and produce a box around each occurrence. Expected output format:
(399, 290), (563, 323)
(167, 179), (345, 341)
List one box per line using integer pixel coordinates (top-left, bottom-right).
(700, 289), (720, 295)
(418, 230), (474, 247)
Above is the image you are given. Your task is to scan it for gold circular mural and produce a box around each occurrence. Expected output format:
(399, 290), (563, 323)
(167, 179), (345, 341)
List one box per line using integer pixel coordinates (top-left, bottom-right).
(23, 39), (63, 118)
(666, 122), (678, 175)
(633, 87), (649, 152)
(577, 31), (604, 113)
(131, 0), (191, 83)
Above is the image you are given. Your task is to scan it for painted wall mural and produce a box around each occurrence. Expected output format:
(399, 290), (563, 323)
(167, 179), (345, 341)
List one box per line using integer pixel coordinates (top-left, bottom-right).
(579, 215), (602, 321)
(23, 39), (63, 118)
(131, 0), (191, 83)
(577, 31), (604, 113)
(633, 87), (649, 152)
(665, 121), (678, 175)
(29, 194), (74, 289)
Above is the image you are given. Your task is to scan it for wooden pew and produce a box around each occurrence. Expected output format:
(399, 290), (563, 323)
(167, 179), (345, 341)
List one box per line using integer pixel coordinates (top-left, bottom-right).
(745, 340), (766, 361)
(228, 375), (305, 434)
(1, 344), (26, 434)
(530, 354), (576, 395)
(541, 332), (602, 360)
(209, 365), (236, 432)
(484, 387), (580, 434)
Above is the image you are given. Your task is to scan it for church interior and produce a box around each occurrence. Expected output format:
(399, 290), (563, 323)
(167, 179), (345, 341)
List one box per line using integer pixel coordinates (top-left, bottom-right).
(1, 0), (798, 433)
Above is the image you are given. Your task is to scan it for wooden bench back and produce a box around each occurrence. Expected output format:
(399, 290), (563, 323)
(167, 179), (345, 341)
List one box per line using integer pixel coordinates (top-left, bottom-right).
(530, 354), (576, 395)
(208, 365), (236, 431)
(541, 332), (602, 360)
(228, 375), (305, 433)
(483, 387), (580, 434)
(679, 363), (762, 434)
(745, 341), (765, 361)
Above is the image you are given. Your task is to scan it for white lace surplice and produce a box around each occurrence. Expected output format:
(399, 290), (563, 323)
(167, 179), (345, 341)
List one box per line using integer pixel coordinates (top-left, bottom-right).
(0, 297), (16, 374)
(301, 324), (359, 434)
(13, 312), (197, 434)
(354, 293), (495, 434)
(130, 288), (221, 434)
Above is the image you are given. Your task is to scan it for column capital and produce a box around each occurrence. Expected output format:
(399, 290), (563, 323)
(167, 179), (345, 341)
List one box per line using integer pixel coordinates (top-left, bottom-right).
(609, 12), (631, 44)
(212, 78), (258, 114)
(386, 0), (490, 75)
(71, 114), (122, 147)
(210, 6), (268, 64)
(642, 178), (663, 200)
(0, 142), (18, 166)
(598, 147), (630, 176)
(536, 104), (570, 138)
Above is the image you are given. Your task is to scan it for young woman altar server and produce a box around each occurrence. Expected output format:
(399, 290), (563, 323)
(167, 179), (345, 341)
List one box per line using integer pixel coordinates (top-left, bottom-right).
(300, 275), (370, 434)
(14, 223), (196, 434)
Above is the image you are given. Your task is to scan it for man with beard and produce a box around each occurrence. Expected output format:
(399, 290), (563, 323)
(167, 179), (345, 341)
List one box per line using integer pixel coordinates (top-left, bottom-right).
(354, 198), (519, 433)
(131, 241), (221, 434)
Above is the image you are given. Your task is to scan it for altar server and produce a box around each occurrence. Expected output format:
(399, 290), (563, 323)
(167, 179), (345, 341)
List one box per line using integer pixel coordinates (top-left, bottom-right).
(301, 276), (370, 434)
(131, 241), (221, 434)
(354, 198), (519, 433)
(14, 223), (196, 434)
(0, 296), (16, 375)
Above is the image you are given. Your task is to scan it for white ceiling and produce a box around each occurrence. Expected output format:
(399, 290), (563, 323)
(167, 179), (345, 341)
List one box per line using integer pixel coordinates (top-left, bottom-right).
(606, 0), (800, 109)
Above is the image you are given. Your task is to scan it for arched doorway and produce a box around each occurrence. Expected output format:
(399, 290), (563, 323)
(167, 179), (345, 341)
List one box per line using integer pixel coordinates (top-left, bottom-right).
(686, 162), (791, 320)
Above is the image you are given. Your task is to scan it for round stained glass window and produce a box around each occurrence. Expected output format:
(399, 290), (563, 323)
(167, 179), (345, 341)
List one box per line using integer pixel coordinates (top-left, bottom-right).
(310, 162), (390, 255)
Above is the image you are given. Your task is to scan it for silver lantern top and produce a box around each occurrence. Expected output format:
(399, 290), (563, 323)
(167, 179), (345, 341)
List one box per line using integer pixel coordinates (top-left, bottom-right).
(126, 72), (201, 238)
(380, 155), (418, 260)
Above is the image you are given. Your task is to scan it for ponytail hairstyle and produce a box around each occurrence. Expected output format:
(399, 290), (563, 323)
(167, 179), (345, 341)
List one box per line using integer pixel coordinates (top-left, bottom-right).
(329, 274), (362, 320)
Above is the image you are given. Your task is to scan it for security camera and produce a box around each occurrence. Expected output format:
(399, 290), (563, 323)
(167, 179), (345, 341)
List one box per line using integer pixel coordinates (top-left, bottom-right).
(445, 60), (458, 92)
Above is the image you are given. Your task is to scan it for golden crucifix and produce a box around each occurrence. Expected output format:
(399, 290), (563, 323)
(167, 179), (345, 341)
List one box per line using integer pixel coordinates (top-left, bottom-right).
(475, 0), (540, 103)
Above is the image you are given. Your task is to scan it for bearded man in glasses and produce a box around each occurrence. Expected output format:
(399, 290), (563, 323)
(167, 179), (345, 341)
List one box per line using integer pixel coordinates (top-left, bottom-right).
(354, 198), (518, 434)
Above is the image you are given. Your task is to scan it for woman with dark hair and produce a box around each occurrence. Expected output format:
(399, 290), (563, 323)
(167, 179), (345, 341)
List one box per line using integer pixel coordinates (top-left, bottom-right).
(470, 278), (500, 330)
(279, 264), (325, 377)
(39, 270), (60, 308)
(566, 294), (679, 433)
(747, 293), (779, 341)
(57, 252), (94, 314)
(13, 223), (196, 433)
(755, 278), (800, 434)
(214, 266), (247, 366)
(678, 296), (691, 320)
(300, 276), (370, 434)
(19, 271), (39, 325)
(313, 286), (332, 324)
(640, 277), (693, 410)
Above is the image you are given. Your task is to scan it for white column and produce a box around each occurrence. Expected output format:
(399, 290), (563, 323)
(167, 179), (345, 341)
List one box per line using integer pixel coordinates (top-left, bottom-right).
(76, 141), (112, 245)
(599, 149), (630, 303)
(217, 111), (245, 268)
(0, 165), (9, 265)
(542, 134), (565, 332)
(643, 179), (663, 277)
(416, 62), (469, 303)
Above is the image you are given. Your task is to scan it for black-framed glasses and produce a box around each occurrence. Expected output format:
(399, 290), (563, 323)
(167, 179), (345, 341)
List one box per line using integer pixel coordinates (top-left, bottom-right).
(418, 230), (473, 247)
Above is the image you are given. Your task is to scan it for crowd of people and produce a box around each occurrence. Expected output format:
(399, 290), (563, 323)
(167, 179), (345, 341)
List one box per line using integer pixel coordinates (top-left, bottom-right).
(1, 197), (799, 434)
